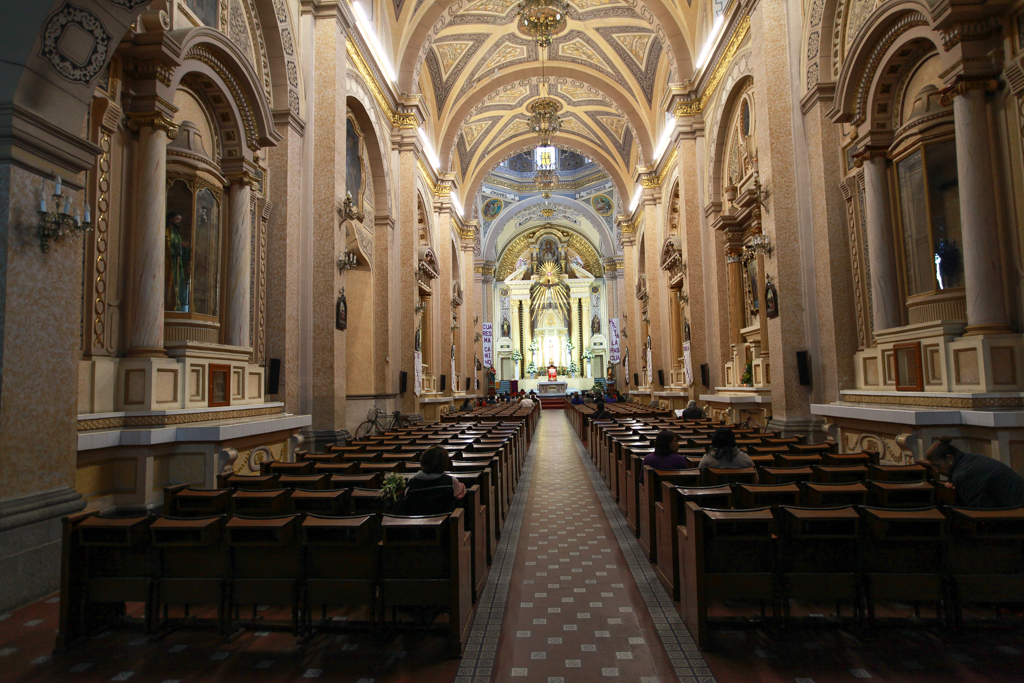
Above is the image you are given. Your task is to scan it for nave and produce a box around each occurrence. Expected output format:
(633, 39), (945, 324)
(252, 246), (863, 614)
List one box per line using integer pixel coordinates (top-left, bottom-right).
(2, 412), (1024, 683)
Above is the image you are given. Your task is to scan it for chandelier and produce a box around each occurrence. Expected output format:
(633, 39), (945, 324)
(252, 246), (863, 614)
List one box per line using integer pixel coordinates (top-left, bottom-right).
(534, 168), (556, 199)
(517, 0), (570, 47)
(527, 97), (562, 145)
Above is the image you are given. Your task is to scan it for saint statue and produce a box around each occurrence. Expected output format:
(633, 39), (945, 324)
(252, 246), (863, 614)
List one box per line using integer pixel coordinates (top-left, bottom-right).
(501, 317), (511, 338)
(166, 212), (190, 312)
(591, 313), (601, 335)
(606, 361), (615, 383)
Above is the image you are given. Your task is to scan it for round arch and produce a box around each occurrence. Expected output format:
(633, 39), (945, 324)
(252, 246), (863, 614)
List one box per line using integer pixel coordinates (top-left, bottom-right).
(462, 135), (631, 211)
(484, 194), (617, 261)
(438, 64), (655, 165)
(494, 222), (605, 281)
(346, 95), (389, 217)
(707, 74), (754, 205)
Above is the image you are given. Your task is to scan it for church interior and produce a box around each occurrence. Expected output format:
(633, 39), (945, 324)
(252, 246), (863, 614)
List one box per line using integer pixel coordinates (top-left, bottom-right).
(2, 0), (1024, 680)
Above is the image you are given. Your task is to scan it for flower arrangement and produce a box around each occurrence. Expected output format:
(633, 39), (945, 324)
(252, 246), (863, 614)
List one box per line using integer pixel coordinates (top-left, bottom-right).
(381, 472), (407, 508)
(511, 350), (523, 362)
(526, 361), (537, 374)
(582, 349), (594, 361)
(568, 360), (578, 374)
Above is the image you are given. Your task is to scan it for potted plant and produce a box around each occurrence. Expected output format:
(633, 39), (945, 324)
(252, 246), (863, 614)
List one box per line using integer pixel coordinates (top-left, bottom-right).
(568, 360), (578, 378)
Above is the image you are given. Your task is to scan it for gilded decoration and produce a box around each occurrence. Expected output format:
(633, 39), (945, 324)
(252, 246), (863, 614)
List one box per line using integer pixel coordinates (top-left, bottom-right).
(674, 15), (751, 117)
(495, 225), (604, 280)
(78, 405), (284, 431)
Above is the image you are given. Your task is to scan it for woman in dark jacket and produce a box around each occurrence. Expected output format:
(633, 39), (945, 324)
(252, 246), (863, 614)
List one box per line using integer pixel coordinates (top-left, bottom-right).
(396, 446), (466, 516)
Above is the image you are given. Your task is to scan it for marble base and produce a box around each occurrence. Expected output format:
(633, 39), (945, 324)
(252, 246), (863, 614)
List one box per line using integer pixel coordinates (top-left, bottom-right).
(0, 488), (85, 613)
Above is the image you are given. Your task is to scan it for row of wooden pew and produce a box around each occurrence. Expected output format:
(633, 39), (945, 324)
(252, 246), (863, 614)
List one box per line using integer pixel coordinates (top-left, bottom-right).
(570, 406), (1024, 647)
(56, 409), (538, 655)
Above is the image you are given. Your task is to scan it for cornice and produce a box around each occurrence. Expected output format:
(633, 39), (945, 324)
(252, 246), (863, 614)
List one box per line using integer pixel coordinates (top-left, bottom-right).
(345, 38), (420, 131)
(672, 14), (751, 117)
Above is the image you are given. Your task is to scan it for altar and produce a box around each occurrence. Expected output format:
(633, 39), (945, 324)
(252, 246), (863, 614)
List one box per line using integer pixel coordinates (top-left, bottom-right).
(538, 381), (568, 395)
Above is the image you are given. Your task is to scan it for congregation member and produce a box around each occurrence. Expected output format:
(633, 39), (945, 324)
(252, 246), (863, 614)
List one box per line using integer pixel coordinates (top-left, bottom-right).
(682, 400), (704, 420)
(591, 399), (611, 420)
(639, 430), (690, 482)
(698, 428), (757, 482)
(459, 398), (473, 412)
(519, 393), (535, 410)
(570, 393), (584, 405)
(396, 446), (466, 515)
(925, 436), (1024, 508)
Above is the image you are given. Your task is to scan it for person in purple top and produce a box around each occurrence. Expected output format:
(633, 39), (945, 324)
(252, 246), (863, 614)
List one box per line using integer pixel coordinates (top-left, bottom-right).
(640, 430), (690, 483)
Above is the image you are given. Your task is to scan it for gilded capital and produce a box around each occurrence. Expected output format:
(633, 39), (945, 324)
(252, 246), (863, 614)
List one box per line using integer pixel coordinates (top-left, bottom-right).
(126, 111), (180, 139)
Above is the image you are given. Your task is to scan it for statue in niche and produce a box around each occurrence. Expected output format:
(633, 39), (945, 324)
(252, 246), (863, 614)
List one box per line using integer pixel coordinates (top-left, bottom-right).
(335, 288), (348, 331)
(501, 317), (511, 338)
(591, 313), (601, 335)
(541, 240), (557, 263)
(166, 212), (191, 312)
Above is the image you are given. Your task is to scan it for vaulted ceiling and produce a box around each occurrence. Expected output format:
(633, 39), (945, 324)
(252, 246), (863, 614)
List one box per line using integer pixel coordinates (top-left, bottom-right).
(372, 0), (708, 214)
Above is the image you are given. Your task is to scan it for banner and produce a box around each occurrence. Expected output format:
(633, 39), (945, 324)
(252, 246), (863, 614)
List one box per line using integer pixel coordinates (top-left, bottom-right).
(646, 338), (653, 388)
(414, 351), (423, 396)
(482, 323), (493, 368)
(608, 318), (620, 363)
(683, 341), (693, 386)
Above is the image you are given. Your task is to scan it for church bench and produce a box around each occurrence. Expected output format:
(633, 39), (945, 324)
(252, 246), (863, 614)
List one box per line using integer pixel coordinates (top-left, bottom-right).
(453, 470), (498, 561)
(302, 514), (379, 633)
(457, 451), (506, 516)
(821, 451), (876, 467)
(799, 481), (869, 507)
(732, 483), (801, 509)
(812, 464), (869, 483)
(859, 506), (948, 623)
(150, 515), (231, 634)
(866, 480), (937, 508)
(224, 474), (280, 490)
(261, 461), (314, 476)
(702, 467), (758, 486)
(328, 473), (382, 489)
(279, 474), (331, 490)
(748, 454), (777, 468)
(379, 511), (474, 657)
(757, 466), (814, 485)
(454, 484), (489, 602)
(617, 441), (651, 513)
(774, 453), (823, 468)
(226, 515), (303, 634)
(312, 462), (360, 475)
(231, 488), (293, 516)
(748, 445), (790, 456)
(777, 506), (862, 619)
(164, 485), (231, 517)
(300, 452), (346, 465)
(791, 443), (834, 455)
(681, 504), (777, 648)
(624, 447), (655, 534)
(350, 488), (386, 515)
(656, 485), (732, 599)
(291, 488), (352, 516)
(640, 468), (701, 562)
(867, 463), (930, 482)
(359, 462), (402, 475)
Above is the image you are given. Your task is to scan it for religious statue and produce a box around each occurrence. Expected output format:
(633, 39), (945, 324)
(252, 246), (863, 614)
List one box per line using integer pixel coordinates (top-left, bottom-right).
(335, 287), (348, 331)
(591, 313), (601, 335)
(541, 241), (557, 262)
(606, 361), (615, 383)
(501, 317), (511, 338)
(547, 363), (558, 381)
(166, 212), (190, 312)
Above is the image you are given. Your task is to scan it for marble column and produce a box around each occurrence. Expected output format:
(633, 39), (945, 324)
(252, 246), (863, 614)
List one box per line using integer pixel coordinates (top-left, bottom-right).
(953, 86), (1009, 333)
(225, 178), (252, 348)
(862, 155), (902, 334)
(128, 119), (175, 356)
(676, 132), (710, 391)
(422, 295), (433, 380)
(726, 250), (745, 350)
(668, 289), (683, 373)
(394, 130), (420, 413)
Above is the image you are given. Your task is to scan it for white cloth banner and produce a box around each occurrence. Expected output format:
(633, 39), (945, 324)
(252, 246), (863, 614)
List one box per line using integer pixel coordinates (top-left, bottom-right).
(608, 318), (620, 363)
(482, 323), (493, 368)
(414, 351), (423, 396)
(646, 345), (653, 387)
(683, 341), (693, 386)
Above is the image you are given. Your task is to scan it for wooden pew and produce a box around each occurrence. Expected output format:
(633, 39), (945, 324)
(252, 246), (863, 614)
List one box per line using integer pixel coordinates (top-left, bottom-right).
(302, 514), (378, 634)
(164, 485), (231, 517)
(452, 470), (497, 562)
(757, 466), (813, 485)
(812, 465), (868, 483)
(226, 515), (303, 634)
(777, 506), (861, 618)
(151, 515), (231, 633)
(799, 481), (868, 507)
(945, 507), (1024, 628)
(681, 504), (776, 648)
(291, 488), (351, 516)
(379, 511), (474, 656)
(732, 483), (801, 509)
(702, 467), (757, 486)
(231, 488), (293, 516)
(868, 463), (929, 482)
(866, 480), (937, 508)
(655, 485), (732, 599)
(639, 468), (701, 561)
(624, 446), (655, 535)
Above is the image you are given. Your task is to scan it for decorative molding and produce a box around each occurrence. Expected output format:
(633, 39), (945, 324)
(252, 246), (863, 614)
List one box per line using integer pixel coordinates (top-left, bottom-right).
(126, 110), (180, 138)
(673, 15), (750, 116)
(40, 2), (112, 85)
(78, 405), (284, 430)
(184, 45), (260, 150)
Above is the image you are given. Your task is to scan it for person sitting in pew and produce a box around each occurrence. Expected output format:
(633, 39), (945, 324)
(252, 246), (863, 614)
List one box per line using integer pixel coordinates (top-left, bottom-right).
(604, 392), (617, 403)
(395, 446), (466, 515)
(486, 394), (496, 405)
(640, 430), (691, 482)
(925, 436), (1024, 508)
(519, 394), (536, 410)
(682, 400), (704, 420)
(591, 399), (611, 420)
(460, 398), (474, 412)
(570, 393), (584, 405)
(699, 427), (758, 481)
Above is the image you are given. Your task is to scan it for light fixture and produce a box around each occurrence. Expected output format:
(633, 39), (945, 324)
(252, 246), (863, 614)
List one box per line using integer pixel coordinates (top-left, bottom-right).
(534, 167), (556, 199)
(752, 170), (771, 214)
(38, 175), (92, 253)
(744, 231), (773, 259)
(517, 0), (570, 47)
(527, 97), (562, 145)
(338, 249), (359, 272)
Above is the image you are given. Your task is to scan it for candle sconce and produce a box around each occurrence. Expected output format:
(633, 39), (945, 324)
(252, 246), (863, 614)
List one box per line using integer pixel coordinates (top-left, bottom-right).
(38, 176), (92, 253)
(337, 248), (358, 272)
(752, 170), (770, 214)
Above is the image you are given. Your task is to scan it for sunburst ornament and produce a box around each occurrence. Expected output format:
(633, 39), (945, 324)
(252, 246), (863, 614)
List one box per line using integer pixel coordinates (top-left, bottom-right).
(530, 259), (571, 324)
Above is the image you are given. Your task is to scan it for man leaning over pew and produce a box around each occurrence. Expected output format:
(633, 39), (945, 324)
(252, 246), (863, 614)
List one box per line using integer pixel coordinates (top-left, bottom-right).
(925, 436), (1024, 508)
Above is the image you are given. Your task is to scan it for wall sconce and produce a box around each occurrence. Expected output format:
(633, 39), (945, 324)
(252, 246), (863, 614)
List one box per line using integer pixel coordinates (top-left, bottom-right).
(752, 170), (770, 214)
(677, 289), (689, 305)
(38, 176), (92, 253)
(745, 232), (773, 259)
(338, 249), (358, 272)
(415, 301), (427, 315)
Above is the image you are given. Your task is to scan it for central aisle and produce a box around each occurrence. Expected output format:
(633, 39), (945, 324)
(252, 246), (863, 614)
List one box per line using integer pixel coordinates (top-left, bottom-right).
(469, 412), (716, 683)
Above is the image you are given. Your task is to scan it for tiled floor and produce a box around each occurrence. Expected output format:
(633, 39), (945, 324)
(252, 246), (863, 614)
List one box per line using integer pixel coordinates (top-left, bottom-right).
(2, 412), (1023, 683)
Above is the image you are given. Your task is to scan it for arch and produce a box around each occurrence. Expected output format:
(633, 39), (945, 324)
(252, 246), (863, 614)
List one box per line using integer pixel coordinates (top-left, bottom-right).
(462, 135), (631, 213)
(252, 0), (304, 118)
(707, 74), (754, 206)
(437, 64), (655, 166)
(347, 71), (394, 214)
(494, 223), (605, 281)
(829, 1), (939, 127)
(172, 28), (281, 154)
(396, 0), (694, 94)
(347, 94), (389, 217)
(484, 194), (616, 261)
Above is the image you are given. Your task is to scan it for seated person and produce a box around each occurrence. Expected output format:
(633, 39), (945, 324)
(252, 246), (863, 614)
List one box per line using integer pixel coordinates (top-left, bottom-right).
(604, 392), (617, 403)
(395, 446), (466, 516)
(519, 394), (536, 409)
(640, 430), (690, 482)
(591, 399), (611, 420)
(682, 400), (704, 420)
(926, 436), (1024, 508)
(698, 427), (757, 482)
(486, 394), (496, 405)
(460, 398), (473, 412)
(570, 393), (584, 405)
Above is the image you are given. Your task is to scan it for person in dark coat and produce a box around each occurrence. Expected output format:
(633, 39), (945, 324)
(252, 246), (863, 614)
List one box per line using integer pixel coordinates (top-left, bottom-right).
(591, 399), (611, 420)
(682, 400), (704, 420)
(639, 430), (690, 483)
(396, 446), (466, 516)
(925, 436), (1024, 508)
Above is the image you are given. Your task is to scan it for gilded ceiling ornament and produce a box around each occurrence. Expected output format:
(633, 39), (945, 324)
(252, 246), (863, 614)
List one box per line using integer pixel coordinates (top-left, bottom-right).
(516, 0), (570, 48)
(527, 97), (563, 144)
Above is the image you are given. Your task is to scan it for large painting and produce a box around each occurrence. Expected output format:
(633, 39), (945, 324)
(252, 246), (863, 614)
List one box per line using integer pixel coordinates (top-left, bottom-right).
(482, 198), (503, 220)
(346, 117), (363, 208)
(591, 193), (613, 216)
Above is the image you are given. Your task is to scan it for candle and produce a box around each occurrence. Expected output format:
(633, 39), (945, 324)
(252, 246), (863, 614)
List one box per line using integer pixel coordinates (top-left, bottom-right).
(84, 202), (91, 223)
(54, 175), (62, 196)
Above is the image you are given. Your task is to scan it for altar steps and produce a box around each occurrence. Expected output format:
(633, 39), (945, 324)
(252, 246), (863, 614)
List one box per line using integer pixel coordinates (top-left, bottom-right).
(539, 397), (564, 410)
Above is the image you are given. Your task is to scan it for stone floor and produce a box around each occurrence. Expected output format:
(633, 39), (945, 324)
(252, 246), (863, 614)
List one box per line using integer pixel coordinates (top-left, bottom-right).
(0, 412), (1023, 683)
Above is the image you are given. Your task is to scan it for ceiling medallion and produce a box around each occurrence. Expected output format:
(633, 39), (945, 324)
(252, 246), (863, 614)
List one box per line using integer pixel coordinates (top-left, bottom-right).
(527, 97), (563, 145)
(516, 0), (570, 48)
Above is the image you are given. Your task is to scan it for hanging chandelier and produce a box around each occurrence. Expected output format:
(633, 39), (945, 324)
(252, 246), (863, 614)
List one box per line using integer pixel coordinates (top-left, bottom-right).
(527, 97), (562, 145)
(517, 0), (570, 47)
(534, 167), (557, 199)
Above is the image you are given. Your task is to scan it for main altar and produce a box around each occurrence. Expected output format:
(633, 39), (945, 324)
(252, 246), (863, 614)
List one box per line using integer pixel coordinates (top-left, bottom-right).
(537, 380), (568, 395)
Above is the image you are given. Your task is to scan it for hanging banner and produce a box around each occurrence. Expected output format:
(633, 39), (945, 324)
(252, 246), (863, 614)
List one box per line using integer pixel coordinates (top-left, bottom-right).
(482, 323), (493, 368)
(451, 344), (456, 395)
(646, 336), (653, 388)
(608, 318), (620, 363)
(414, 351), (423, 396)
(683, 341), (693, 386)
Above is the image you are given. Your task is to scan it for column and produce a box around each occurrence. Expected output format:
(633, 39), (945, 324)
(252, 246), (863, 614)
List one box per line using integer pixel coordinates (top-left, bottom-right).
(127, 115), (177, 356)
(861, 154), (902, 334)
(225, 176), (253, 348)
(676, 130), (711, 392)
(395, 129), (420, 413)
(952, 86), (1009, 333)
(641, 193), (665, 387)
(433, 191), (454, 396)
(726, 248), (745, 350)
(421, 295), (433, 382)
(668, 290), (682, 373)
